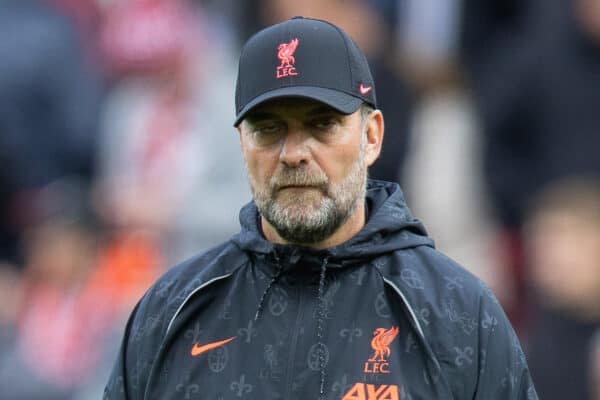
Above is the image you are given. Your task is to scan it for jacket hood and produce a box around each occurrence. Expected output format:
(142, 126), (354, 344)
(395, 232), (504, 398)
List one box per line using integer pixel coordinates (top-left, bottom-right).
(231, 180), (434, 265)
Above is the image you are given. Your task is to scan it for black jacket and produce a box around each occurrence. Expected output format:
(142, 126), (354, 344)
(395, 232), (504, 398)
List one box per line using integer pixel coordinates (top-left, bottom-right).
(105, 180), (537, 399)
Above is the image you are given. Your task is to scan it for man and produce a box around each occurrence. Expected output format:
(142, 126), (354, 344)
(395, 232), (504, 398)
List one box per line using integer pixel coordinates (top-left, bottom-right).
(104, 17), (537, 399)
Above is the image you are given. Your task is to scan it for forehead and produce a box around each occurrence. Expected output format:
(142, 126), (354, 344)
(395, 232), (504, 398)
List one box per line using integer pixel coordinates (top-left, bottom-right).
(244, 98), (350, 121)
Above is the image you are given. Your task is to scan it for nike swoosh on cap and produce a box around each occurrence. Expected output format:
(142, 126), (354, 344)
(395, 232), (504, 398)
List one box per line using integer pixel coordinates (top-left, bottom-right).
(359, 84), (372, 95)
(190, 336), (237, 357)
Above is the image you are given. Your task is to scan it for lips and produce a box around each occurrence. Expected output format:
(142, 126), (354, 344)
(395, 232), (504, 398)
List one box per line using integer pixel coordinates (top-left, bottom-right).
(277, 184), (323, 192)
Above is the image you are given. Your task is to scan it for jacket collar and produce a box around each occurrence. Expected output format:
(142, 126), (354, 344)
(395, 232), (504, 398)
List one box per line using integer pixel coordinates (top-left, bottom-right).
(231, 180), (433, 269)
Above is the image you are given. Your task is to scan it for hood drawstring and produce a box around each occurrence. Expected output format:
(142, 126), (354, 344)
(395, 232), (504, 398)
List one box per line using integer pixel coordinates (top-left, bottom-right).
(255, 252), (284, 321)
(254, 251), (330, 398)
(317, 256), (329, 399)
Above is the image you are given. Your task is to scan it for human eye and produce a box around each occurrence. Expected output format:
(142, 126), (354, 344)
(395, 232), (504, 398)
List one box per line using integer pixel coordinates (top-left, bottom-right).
(249, 122), (284, 145)
(309, 116), (338, 131)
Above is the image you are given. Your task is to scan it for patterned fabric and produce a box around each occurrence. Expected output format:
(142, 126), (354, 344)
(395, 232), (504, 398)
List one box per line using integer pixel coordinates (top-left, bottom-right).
(104, 180), (538, 399)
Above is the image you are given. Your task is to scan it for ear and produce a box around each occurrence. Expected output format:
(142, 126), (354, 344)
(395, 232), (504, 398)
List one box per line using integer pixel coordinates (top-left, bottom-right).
(236, 124), (245, 150)
(364, 109), (384, 167)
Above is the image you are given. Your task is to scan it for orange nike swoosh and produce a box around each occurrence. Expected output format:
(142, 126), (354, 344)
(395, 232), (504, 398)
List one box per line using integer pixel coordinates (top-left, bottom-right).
(190, 336), (236, 356)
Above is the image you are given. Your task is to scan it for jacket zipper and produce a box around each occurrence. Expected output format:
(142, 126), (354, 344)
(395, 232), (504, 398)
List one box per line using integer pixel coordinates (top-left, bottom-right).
(284, 284), (305, 399)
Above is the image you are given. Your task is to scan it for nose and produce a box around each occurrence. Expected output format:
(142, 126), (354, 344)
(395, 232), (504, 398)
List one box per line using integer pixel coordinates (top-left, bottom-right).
(279, 127), (310, 166)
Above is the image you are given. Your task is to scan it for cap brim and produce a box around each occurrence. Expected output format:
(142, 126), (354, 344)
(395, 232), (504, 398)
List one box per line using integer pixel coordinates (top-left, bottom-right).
(234, 86), (363, 126)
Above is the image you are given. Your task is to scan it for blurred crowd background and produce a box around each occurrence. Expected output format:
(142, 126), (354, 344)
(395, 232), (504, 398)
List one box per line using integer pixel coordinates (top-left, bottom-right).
(0, 0), (599, 399)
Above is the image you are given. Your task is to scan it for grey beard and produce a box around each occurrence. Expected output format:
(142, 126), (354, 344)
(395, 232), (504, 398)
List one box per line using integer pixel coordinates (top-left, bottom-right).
(261, 193), (345, 244)
(249, 142), (368, 245)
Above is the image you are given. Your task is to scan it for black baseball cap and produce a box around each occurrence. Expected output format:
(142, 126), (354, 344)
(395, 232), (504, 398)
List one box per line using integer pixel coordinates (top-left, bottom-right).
(234, 16), (377, 126)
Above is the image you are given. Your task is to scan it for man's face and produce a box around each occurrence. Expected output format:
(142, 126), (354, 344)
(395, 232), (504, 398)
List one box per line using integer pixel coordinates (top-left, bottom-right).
(237, 98), (381, 246)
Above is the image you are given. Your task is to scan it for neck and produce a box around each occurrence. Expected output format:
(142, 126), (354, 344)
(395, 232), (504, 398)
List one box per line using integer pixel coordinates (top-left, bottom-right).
(261, 201), (366, 250)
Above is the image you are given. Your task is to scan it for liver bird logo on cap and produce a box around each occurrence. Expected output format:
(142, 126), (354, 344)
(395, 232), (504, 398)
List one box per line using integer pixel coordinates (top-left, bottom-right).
(276, 38), (299, 78)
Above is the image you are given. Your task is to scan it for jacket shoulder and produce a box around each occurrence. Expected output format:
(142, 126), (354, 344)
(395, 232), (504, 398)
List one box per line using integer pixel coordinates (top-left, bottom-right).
(139, 240), (248, 328)
(378, 245), (496, 316)
(377, 246), (532, 398)
(107, 241), (250, 398)
(123, 241), (248, 352)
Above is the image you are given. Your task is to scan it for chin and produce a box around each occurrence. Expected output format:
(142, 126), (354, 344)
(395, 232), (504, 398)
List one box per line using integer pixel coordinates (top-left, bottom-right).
(276, 193), (325, 213)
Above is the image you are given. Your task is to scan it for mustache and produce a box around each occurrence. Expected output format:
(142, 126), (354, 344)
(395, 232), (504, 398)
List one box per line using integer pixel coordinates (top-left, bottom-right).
(270, 167), (328, 191)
